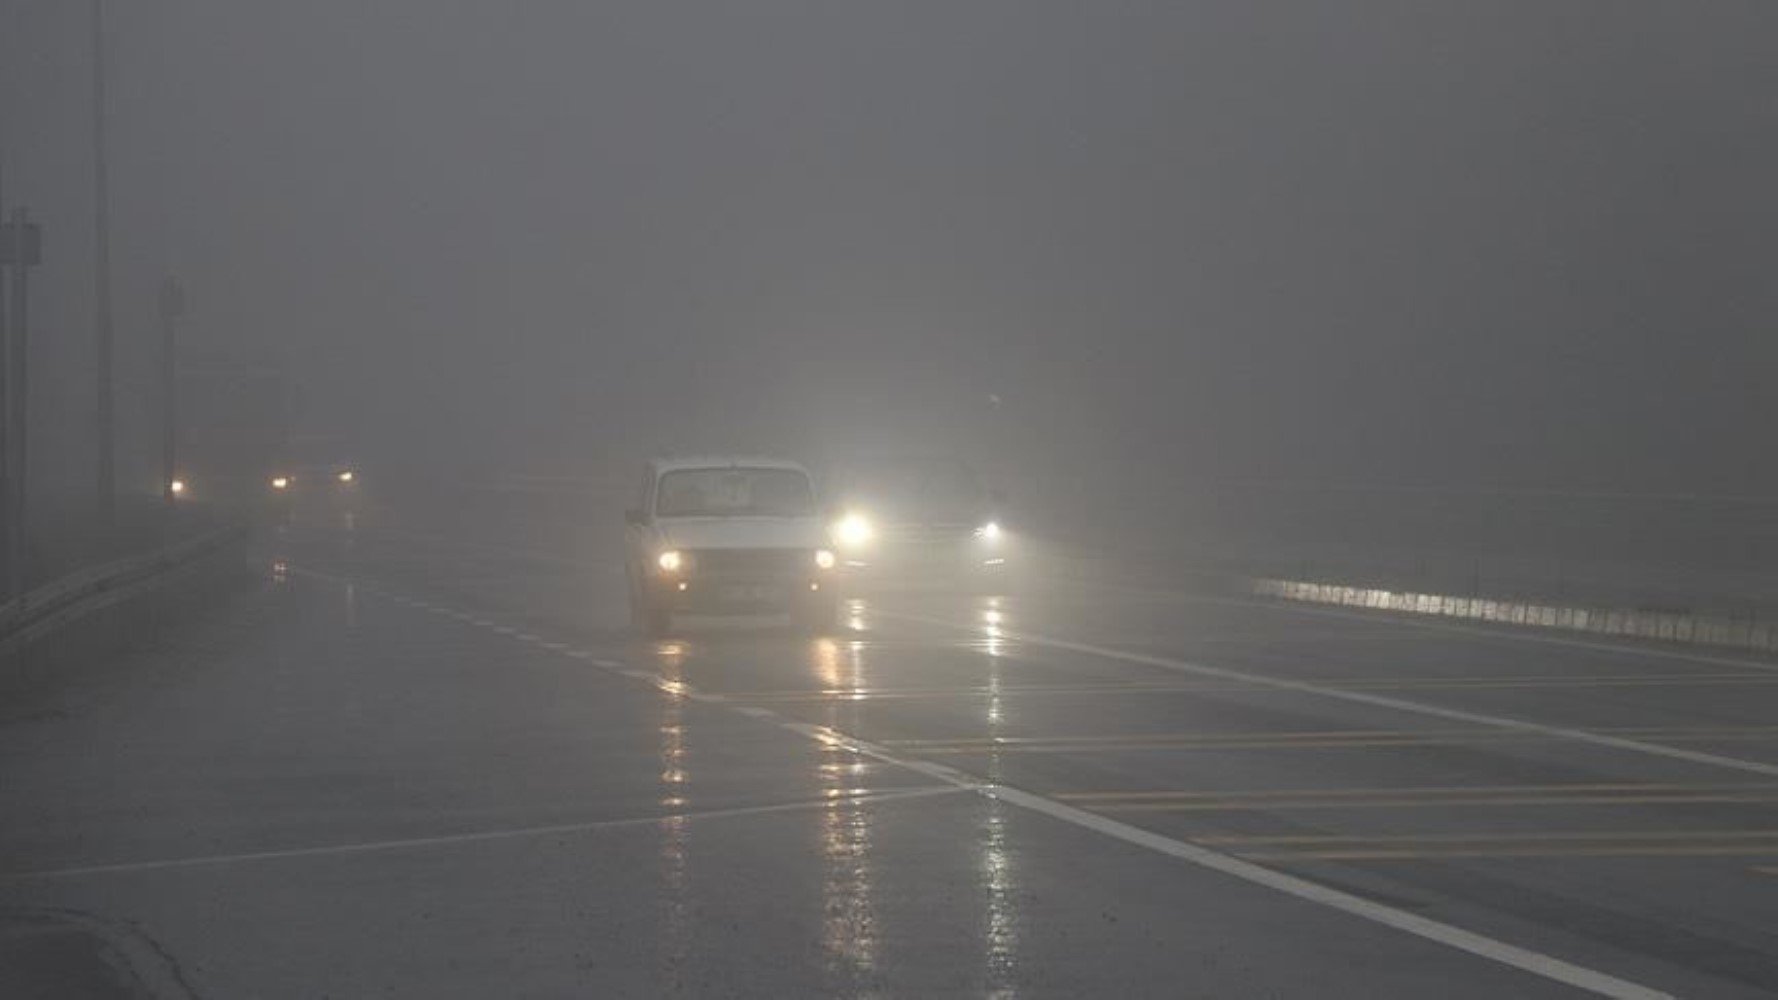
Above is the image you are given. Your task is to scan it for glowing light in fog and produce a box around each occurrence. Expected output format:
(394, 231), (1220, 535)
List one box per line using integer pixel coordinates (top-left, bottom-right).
(657, 550), (684, 572)
(337, 470), (355, 483)
(976, 521), (1002, 542)
(270, 476), (291, 491)
(168, 479), (186, 496)
(834, 513), (873, 547)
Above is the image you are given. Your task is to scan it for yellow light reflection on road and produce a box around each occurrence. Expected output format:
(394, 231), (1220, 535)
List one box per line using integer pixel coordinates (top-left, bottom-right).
(813, 628), (879, 982)
(656, 651), (693, 980)
(976, 594), (1019, 990)
(968, 595), (1011, 659)
(818, 744), (878, 978)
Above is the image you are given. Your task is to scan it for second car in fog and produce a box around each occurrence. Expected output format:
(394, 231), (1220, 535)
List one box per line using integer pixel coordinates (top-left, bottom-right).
(828, 457), (1010, 583)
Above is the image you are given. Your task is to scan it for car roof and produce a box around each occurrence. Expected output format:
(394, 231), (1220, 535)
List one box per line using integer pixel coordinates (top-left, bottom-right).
(650, 455), (810, 476)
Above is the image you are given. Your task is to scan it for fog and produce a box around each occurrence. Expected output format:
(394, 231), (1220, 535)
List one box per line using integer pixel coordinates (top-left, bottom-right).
(6, 0), (1778, 512)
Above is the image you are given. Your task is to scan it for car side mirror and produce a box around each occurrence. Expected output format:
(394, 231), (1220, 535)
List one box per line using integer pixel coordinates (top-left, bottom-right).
(624, 508), (646, 526)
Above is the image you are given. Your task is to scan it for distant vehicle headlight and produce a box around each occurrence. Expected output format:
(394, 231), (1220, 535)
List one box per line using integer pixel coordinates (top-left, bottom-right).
(169, 478), (186, 496)
(337, 470), (355, 484)
(270, 476), (291, 491)
(657, 550), (685, 573)
(834, 513), (873, 548)
(814, 548), (836, 570)
(976, 521), (1003, 542)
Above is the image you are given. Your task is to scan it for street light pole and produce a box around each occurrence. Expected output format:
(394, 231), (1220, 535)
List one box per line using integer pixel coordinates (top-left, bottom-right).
(0, 161), (10, 596)
(5, 208), (37, 602)
(92, 0), (115, 531)
(159, 278), (184, 507)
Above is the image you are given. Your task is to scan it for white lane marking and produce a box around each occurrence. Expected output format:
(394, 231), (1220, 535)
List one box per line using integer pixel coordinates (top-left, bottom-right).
(775, 720), (1667, 1000)
(0, 786), (964, 883)
(1101, 579), (1778, 675)
(886, 610), (1778, 781)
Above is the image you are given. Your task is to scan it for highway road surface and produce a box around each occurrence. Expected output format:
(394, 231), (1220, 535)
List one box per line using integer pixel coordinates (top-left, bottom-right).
(5, 495), (1778, 998)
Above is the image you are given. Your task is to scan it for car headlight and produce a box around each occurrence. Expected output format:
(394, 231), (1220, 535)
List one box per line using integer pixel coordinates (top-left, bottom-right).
(337, 470), (355, 484)
(975, 521), (1003, 542)
(814, 548), (836, 570)
(657, 550), (685, 573)
(270, 476), (291, 491)
(833, 513), (873, 548)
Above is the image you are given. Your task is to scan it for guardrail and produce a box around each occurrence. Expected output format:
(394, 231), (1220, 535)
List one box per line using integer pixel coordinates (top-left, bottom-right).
(1252, 576), (1778, 655)
(0, 523), (248, 654)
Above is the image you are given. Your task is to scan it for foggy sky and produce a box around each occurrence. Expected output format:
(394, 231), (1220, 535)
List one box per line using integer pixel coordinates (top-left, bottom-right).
(5, 0), (1777, 504)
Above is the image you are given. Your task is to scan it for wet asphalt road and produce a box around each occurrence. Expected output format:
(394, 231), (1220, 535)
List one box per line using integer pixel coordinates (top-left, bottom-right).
(5, 498), (1778, 997)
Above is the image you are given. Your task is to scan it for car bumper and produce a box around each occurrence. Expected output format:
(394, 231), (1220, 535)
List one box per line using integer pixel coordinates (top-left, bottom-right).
(645, 576), (834, 614)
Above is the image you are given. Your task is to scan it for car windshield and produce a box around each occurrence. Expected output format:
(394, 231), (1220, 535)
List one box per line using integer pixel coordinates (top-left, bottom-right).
(655, 468), (815, 518)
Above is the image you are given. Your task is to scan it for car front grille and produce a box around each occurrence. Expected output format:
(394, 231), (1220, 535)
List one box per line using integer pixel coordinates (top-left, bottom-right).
(689, 548), (810, 579)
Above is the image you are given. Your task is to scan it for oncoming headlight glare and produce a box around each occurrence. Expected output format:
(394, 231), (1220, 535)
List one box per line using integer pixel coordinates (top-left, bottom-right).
(834, 513), (873, 547)
(657, 550), (684, 573)
(976, 521), (1003, 542)
(814, 548), (836, 570)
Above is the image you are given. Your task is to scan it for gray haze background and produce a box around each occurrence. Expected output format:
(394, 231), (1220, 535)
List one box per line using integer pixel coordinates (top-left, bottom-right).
(5, 0), (1777, 519)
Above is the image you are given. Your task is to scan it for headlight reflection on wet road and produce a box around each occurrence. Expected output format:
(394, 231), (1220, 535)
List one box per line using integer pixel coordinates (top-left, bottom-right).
(814, 630), (880, 982)
(978, 594), (1019, 991)
(656, 676), (693, 982)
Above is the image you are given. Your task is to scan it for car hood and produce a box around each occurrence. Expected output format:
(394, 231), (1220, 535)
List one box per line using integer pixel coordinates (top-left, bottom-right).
(656, 517), (829, 550)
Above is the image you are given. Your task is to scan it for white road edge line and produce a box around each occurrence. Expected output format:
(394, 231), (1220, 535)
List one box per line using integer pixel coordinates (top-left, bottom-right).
(0, 786), (965, 883)
(885, 610), (1778, 781)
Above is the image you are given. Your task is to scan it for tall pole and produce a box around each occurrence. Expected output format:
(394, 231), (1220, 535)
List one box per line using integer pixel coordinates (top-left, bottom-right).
(92, 0), (115, 531)
(7, 209), (30, 602)
(0, 161), (10, 598)
(159, 278), (183, 507)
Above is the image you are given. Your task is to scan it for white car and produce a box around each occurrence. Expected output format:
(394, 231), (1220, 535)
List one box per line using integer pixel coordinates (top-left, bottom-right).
(623, 457), (840, 635)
